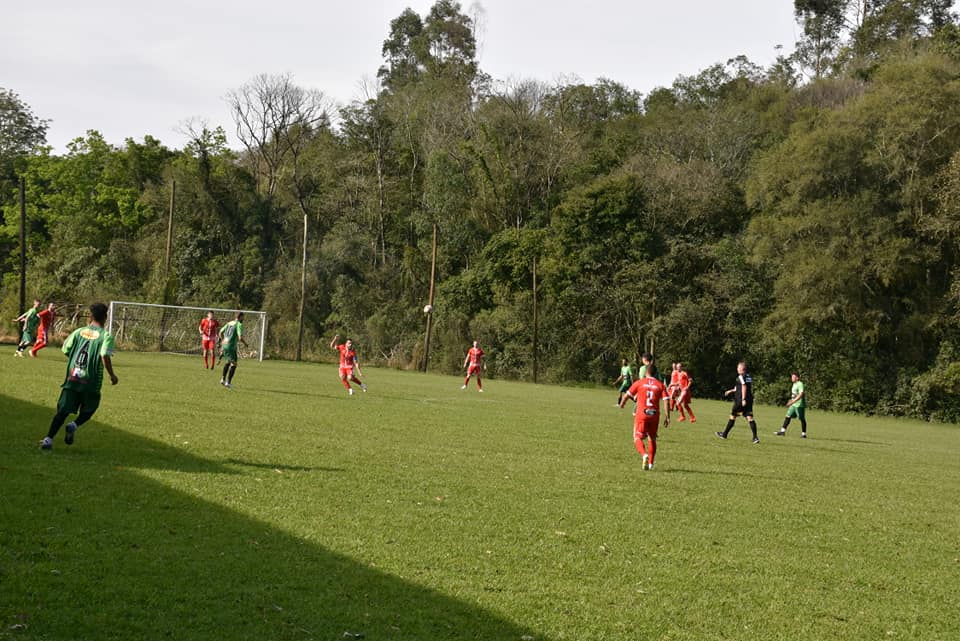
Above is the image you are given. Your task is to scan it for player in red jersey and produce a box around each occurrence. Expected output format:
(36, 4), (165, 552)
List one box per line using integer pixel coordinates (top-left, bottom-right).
(666, 362), (681, 410)
(461, 340), (485, 392)
(619, 364), (670, 470)
(330, 334), (366, 395)
(198, 311), (220, 370)
(675, 363), (696, 422)
(29, 303), (56, 358)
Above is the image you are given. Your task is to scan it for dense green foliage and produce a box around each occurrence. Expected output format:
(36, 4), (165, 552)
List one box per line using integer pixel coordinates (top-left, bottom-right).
(2, 354), (959, 640)
(3, 1), (960, 419)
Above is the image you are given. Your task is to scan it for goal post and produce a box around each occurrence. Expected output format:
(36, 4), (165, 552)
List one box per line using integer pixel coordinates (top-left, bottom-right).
(108, 301), (267, 361)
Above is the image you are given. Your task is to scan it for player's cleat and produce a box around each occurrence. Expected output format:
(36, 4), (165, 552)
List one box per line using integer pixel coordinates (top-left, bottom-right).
(461, 385), (467, 390)
(64, 422), (77, 445)
(223, 382), (232, 389)
(775, 430), (786, 436)
(677, 416), (685, 422)
(40, 437), (53, 450)
(752, 437), (760, 444)
(29, 350), (37, 358)
(348, 388), (354, 395)
(14, 350), (23, 357)
(478, 388), (483, 393)
(220, 378), (225, 386)
(361, 384), (367, 392)
(647, 463), (654, 471)
(715, 431), (727, 440)
(642, 454), (649, 470)
(801, 432), (807, 438)
(690, 417), (697, 423)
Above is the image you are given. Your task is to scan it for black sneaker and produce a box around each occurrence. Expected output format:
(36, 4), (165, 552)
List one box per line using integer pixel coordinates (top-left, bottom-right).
(752, 437), (760, 444)
(715, 431), (727, 440)
(801, 432), (807, 438)
(40, 437), (53, 450)
(64, 422), (77, 445)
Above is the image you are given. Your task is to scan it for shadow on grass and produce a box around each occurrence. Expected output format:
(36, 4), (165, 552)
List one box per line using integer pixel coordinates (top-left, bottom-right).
(811, 437), (889, 446)
(223, 458), (344, 473)
(0, 393), (544, 641)
(662, 468), (782, 480)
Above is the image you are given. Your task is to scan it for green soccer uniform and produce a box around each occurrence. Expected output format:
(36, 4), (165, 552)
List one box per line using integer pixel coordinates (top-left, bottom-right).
(220, 320), (243, 363)
(638, 364), (647, 379)
(618, 365), (634, 393)
(786, 380), (806, 419)
(21, 308), (40, 343)
(58, 324), (115, 415)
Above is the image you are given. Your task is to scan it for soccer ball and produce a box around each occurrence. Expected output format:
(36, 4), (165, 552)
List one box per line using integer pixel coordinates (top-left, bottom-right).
(423, 304), (433, 314)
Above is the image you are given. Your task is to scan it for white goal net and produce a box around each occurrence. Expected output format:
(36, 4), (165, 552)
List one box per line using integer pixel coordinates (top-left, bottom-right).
(108, 301), (267, 361)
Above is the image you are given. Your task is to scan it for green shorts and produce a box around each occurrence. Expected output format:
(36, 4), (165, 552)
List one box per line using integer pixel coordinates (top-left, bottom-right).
(786, 405), (806, 420)
(221, 346), (238, 363)
(619, 381), (632, 393)
(57, 388), (101, 417)
(20, 330), (35, 345)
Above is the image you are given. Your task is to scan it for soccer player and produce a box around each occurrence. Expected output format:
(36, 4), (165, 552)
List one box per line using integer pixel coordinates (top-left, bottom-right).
(13, 299), (41, 357)
(199, 311), (220, 370)
(666, 362), (681, 410)
(613, 358), (633, 406)
(675, 363), (696, 422)
(461, 340), (485, 392)
(637, 352), (653, 379)
(29, 303), (56, 358)
(331, 334), (366, 395)
(620, 363), (670, 470)
(219, 312), (248, 388)
(775, 372), (807, 438)
(716, 360), (760, 444)
(39, 302), (118, 450)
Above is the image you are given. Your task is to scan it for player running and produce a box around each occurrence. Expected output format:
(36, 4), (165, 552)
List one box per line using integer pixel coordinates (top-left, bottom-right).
(40, 302), (118, 450)
(666, 362), (681, 410)
(620, 363), (670, 470)
(775, 372), (807, 438)
(29, 303), (56, 358)
(675, 363), (696, 422)
(13, 299), (41, 357)
(199, 311), (220, 370)
(331, 335), (366, 395)
(613, 358), (633, 406)
(716, 360), (760, 444)
(461, 340), (485, 392)
(219, 312), (247, 388)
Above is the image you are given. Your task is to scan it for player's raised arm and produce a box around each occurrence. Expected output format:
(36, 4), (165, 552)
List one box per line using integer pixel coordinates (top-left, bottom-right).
(330, 334), (340, 349)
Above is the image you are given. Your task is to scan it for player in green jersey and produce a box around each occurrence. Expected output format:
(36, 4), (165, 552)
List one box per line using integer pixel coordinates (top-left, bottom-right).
(218, 312), (248, 389)
(40, 303), (118, 450)
(13, 299), (41, 357)
(613, 358), (634, 406)
(775, 372), (807, 438)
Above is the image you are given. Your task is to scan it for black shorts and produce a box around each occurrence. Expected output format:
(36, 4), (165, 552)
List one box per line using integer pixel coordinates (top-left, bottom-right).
(731, 402), (754, 417)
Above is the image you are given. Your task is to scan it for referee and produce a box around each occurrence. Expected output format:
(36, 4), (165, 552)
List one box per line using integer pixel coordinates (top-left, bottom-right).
(716, 360), (760, 444)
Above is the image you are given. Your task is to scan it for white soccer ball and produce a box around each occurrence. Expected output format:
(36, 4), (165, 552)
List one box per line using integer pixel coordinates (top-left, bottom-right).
(423, 304), (433, 314)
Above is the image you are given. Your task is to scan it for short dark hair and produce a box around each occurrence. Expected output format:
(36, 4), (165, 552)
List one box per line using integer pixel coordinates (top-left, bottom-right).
(791, 371), (800, 377)
(236, 312), (244, 320)
(90, 302), (108, 325)
(646, 364), (658, 378)
(642, 352), (654, 363)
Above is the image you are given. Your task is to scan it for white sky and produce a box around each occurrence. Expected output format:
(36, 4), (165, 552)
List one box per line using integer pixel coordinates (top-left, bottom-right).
(3, 1), (800, 153)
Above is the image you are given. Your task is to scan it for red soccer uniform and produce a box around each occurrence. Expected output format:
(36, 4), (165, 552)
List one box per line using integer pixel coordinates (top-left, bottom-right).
(627, 376), (667, 438)
(337, 344), (358, 373)
(200, 318), (220, 351)
(677, 371), (691, 398)
(466, 346), (484, 375)
(37, 309), (54, 341)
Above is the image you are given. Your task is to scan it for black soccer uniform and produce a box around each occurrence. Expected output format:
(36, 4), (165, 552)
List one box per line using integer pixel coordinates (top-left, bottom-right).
(731, 372), (754, 417)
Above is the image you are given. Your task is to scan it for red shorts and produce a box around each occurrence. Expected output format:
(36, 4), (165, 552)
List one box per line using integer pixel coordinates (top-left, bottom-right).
(467, 364), (482, 376)
(634, 417), (659, 440)
(676, 389), (690, 404)
(202, 338), (216, 351)
(339, 366), (354, 378)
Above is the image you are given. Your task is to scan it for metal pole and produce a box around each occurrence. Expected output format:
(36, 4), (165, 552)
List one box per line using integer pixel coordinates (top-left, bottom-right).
(422, 223), (438, 372)
(19, 176), (26, 314)
(296, 213), (307, 361)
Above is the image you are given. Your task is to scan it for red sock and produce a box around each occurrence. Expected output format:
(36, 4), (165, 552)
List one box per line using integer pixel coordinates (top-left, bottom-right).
(634, 427), (647, 456)
(648, 439), (657, 465)
(341, 378), (351, 390)
(203, 354), (209, 368)
(464, 376), (471, 386)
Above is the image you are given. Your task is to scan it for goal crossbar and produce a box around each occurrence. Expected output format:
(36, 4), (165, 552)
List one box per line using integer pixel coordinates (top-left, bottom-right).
(108, 301), (267, 361)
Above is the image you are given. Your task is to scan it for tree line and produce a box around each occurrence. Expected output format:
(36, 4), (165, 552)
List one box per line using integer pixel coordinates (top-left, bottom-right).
(3, 0), (960, 421)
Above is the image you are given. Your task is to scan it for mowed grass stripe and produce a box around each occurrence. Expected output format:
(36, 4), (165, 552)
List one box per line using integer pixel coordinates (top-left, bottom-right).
(1, 351), (957, 641)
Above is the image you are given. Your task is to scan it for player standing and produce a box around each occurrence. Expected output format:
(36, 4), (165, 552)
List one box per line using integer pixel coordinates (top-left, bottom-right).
(13, 299), (41, 357)
(667, 362), (681, 410)
(219, 312), (247, 388)
(675, 363), (696, 422)
(461, 340), (485, 392)
(199, 311), (220, 370)
(620, 363), (670, 470)
(331, 335), (366, 395)
(716, 360), (760, 444)
(613, 358), (633, 406)
(29, 303), (56, 358)
(40, 302), (118, 450)
(775, 372), (807, 438)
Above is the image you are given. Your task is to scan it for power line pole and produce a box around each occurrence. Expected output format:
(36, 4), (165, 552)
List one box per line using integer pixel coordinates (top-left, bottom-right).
(296, 212), (308, 361)
(19, 176), (26, 314)
(532, 257), (538, 384)
(422, 223), (438, 372)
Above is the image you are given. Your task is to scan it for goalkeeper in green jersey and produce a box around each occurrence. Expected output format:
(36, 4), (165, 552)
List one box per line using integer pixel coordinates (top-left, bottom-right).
(40, 303), (118, 450)
(13, 299), (41, 357)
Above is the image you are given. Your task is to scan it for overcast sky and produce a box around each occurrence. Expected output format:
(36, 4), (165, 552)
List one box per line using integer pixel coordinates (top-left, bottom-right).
(3, 1), (800, 153)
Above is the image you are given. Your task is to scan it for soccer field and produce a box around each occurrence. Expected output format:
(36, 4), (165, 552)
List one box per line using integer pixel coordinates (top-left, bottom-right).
(1, 352), (958, 641)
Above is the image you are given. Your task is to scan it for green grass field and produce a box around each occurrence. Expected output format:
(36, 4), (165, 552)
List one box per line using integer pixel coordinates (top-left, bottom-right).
(1, 351), (958, 641)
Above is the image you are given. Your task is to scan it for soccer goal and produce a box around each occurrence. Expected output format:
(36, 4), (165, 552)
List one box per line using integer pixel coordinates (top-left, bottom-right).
(107, 301), (267, 361)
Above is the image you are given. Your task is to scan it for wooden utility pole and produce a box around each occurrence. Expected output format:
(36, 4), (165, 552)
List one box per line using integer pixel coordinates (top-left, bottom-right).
(296, 213), (308, 361)
(164, 180), (176, 288)
(532, 257), (538, 384)
(19, 177), (26, 314)
(422, 223), (438, 372)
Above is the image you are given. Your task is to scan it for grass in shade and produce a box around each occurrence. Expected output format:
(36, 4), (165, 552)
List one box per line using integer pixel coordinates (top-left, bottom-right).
(1, 351), (958, 641)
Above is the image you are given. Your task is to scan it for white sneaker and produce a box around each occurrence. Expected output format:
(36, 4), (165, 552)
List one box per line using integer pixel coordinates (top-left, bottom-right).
(642, 454), (649, 470)
(14, 351), (23, 358)
(647, 463), (654, 471)
(361, 384), (367, 392)
(220, 378), (225, 386)
(224, 382), (232, 389)
(478, 388), (483, 393)
(348, 388), (354, 395)
(461, 385), (467, 390)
